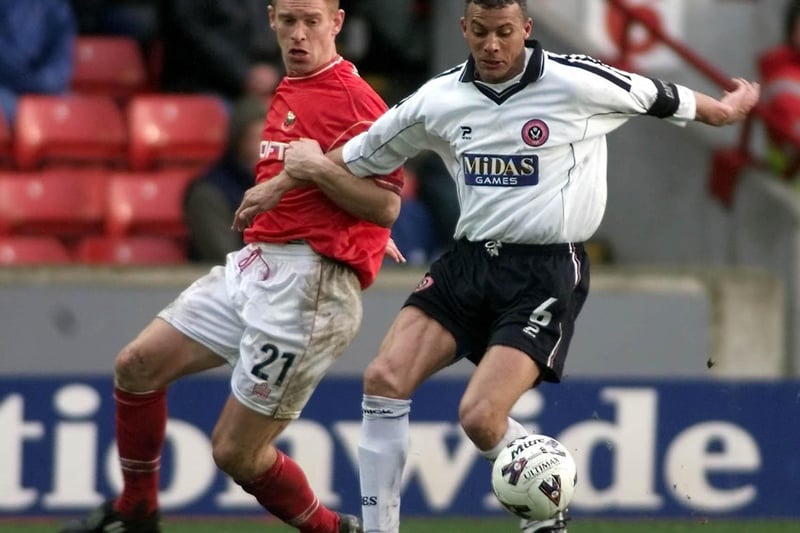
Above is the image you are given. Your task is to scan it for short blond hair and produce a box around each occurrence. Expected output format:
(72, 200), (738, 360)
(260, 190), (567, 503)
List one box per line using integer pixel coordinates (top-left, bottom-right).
(271, 0), (340, 9)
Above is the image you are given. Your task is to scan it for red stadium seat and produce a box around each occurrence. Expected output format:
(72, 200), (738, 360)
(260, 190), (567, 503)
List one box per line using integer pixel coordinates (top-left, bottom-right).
(0, 169), (107, 236)
(127, 95), (228, 170)
(0, 236), (72, 265)
(15, 95), (127, 169)
(72, 36), (149, 99)
(0, 108), (11, 167)
(76, 236), (186, 265)
(106, 169), (195, 237)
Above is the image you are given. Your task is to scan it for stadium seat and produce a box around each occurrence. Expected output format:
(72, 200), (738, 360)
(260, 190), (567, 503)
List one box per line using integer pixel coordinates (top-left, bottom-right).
(76, 236), (186, 265)
(14, 95), (127, 169)
(72, 36), (149, 99)
(0, 236), (72, 265)
(0, 169), (107, 236)
(106, 169), (195, 237)
(127, 95), (228, 170)
(0, 108), (11, 167)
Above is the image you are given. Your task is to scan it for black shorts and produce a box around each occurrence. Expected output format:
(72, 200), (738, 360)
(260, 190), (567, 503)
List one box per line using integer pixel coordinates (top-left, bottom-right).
(404, 239), (590, 383)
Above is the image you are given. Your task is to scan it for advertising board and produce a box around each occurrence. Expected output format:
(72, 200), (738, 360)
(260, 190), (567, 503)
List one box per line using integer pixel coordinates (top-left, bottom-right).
(1, 377), (797, 518)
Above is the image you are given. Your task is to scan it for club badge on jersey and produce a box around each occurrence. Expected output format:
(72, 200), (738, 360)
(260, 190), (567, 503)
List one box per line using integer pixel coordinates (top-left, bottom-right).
(522, 119), (550, 147)
(282, 110), (296, 131)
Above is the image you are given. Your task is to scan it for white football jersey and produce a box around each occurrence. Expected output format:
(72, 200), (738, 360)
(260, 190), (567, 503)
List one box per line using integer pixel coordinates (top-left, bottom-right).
(343, 41), (697, 244)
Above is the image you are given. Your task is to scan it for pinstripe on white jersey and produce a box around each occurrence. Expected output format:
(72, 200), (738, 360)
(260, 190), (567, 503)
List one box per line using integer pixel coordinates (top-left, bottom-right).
(343, 41), (697, 244)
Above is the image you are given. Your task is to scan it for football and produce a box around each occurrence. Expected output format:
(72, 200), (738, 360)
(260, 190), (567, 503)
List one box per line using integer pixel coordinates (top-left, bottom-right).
(491, 434), (577, 520)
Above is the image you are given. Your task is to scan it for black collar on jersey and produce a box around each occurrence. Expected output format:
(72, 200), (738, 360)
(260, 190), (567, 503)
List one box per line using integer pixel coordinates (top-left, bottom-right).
(460, 40), (545, 105)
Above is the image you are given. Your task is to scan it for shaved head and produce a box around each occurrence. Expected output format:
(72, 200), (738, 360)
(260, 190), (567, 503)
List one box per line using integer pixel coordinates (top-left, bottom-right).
(465, 0), (528, 17)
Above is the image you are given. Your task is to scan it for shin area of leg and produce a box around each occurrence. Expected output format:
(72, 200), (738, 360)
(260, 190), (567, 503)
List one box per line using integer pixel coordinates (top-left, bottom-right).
(359, 395), (412, 533)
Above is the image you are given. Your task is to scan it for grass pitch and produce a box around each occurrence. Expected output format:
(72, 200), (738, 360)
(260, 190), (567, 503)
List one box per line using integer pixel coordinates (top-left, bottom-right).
(1, 517), (797, 532)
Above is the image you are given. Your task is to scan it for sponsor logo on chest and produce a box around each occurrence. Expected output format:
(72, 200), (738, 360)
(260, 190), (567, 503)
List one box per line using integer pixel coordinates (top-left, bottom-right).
(260, 140), (289, 161)
(462, 153), (539, 187)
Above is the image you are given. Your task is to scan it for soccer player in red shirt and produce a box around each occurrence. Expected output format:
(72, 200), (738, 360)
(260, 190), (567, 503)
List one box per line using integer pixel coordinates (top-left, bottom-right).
(758, 0), (800, 175)
(61, 1), (403, 532)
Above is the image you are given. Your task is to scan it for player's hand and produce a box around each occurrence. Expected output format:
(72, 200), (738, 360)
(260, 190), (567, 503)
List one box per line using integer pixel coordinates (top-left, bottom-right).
(232, 172), (299, 231)
(384, 238), (406, 264)
(720, 78), (760, 124)
(284, 138), (326, 181)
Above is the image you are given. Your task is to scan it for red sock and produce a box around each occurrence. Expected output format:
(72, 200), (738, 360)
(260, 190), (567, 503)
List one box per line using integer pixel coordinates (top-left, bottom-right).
(241, 450), (339, 533)
(112, 387), (166, 519)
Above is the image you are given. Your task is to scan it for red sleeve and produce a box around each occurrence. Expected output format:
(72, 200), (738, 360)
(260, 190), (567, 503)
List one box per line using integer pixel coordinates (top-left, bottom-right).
(335, 82), (405, 195)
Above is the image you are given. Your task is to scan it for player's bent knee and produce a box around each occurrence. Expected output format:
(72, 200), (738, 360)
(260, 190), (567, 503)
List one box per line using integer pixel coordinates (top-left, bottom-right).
(363, 358), (410, 399)
(459, 399), (504, 449)
(211, 434), (249, 479)
(211, 439), (236, 477)
(114, 342), (162, 392)
(212, 437), (264, 482)
(211, 411), (276, 482)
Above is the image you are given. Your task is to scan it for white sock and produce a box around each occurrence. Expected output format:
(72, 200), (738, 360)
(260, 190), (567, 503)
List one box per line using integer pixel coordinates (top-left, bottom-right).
(479, 417), (528, 462)
(359, 394), (412, 533)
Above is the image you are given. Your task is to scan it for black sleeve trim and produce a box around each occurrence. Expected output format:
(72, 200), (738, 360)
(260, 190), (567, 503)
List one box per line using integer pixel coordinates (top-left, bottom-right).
(647, 78), (681, 118)
(549, 55), (632, 92)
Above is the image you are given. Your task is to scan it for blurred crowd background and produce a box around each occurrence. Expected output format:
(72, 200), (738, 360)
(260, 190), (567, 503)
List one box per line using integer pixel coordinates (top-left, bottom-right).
(0, 0), (456, 269)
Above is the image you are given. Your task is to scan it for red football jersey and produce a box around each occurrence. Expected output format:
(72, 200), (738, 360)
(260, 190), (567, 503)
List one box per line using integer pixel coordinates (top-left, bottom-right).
(244, 57), (403, 289)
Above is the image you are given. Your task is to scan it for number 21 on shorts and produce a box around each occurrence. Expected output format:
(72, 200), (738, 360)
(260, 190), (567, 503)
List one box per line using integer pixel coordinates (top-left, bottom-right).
(250, 343), (296, 386)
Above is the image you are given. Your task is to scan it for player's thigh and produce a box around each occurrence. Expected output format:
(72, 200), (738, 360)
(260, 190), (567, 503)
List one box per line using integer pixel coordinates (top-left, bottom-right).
(364, 305), (458, 399)
(231, 254), (363, 419)
(488, 244), (590, 383)
(119, 264), (246, 390)
(157, 264), (248, 365)
(116, 318), (226, 391)
(459, 344), (540, 427)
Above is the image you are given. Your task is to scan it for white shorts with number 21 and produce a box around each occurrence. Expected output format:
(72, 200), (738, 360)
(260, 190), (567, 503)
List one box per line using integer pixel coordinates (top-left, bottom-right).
(158, 242), (362, 419)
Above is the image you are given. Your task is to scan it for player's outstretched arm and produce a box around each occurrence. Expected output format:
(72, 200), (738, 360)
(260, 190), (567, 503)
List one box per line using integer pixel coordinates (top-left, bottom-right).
(284, 139), (400, 228)
(694, 78), (760, 127)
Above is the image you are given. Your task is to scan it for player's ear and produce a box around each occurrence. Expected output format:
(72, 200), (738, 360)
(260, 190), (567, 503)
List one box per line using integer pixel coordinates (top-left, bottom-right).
(268, 5), (276, 30)
(460, 17), (468, 37)
(332, 9), (345, 36)
(524, 18), (532, 39)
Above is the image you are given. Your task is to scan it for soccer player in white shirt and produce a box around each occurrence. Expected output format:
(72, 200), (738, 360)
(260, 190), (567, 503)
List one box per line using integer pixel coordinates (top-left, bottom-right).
(236, 1), (760, 532)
